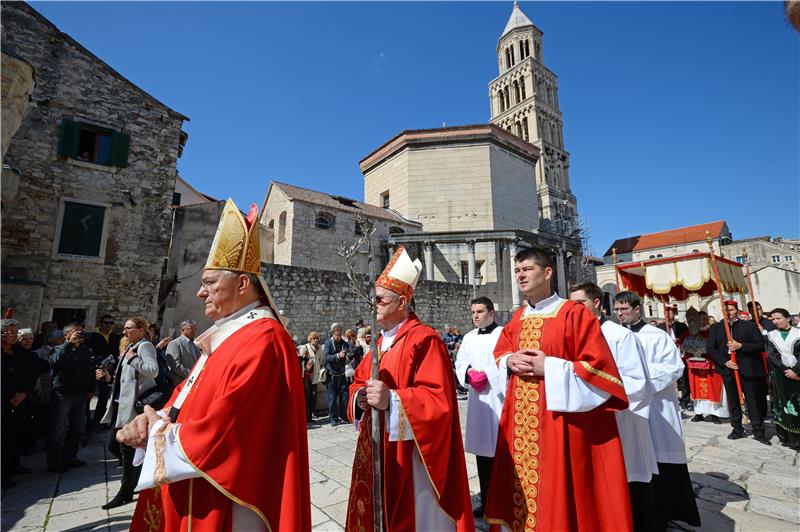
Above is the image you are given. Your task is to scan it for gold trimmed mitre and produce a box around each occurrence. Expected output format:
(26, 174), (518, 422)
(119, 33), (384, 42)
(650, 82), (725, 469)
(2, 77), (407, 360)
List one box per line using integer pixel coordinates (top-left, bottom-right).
(205, 198), (261, 274)
(204, 198), (287, 327)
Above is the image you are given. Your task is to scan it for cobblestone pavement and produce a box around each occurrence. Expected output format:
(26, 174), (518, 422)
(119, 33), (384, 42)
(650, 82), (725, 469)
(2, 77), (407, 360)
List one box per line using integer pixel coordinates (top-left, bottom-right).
(2, 399), (798, 531)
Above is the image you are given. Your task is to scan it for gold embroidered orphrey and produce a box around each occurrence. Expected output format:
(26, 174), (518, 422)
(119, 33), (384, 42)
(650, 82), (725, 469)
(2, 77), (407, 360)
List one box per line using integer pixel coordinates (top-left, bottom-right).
(205, 198), (261, 275)
(494, 316), (545, 531)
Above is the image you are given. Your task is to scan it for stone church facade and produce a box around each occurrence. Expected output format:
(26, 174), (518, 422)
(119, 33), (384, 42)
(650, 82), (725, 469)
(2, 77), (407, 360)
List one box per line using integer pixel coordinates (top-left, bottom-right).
(1, 2), (188, 329)
(360, 3), (584, 311)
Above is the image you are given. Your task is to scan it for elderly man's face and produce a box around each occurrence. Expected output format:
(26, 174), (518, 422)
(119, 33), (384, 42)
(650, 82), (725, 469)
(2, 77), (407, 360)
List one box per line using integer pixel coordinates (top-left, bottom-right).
(182, 324), (197, 340)
(375, 286), (406, 330)
(18, 333), (34, 350)
(197, 270), (247, 320)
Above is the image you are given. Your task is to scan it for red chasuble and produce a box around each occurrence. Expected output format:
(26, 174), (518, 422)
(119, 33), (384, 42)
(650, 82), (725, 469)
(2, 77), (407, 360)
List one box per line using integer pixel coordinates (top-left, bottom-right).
(344, 313), (474, 532)
(485, 301), (632, 532)
(130, 316), (311, 532)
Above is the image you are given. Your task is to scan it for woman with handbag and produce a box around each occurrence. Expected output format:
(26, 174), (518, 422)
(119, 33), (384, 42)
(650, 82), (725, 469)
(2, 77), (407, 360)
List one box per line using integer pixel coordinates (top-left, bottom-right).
(95, 316), (159, 509)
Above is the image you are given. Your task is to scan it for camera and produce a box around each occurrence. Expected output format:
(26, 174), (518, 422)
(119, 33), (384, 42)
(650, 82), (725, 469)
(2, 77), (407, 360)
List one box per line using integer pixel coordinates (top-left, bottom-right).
(96, 354), (117, 373)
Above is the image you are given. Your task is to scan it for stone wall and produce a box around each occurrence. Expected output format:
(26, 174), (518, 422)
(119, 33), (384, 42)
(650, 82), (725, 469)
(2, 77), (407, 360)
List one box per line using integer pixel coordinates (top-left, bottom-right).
(1, 3), (186, 329)
(260, 263), (473, 341)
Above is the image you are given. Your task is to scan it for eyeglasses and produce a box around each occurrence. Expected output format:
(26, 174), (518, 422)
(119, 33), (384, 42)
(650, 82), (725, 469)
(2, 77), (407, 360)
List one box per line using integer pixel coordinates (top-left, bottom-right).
(375, 295), (399, 306)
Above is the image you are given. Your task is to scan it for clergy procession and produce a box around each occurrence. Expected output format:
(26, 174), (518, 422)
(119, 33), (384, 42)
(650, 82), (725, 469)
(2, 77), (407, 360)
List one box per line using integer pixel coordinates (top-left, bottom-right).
(62, 198), (788, 532)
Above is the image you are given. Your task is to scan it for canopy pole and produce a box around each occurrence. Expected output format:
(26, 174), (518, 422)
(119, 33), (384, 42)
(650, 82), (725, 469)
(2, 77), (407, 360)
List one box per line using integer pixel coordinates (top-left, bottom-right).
(706, 233), (745, 407)
(743, 250), (763, 332)
(612, 248), (622, 292)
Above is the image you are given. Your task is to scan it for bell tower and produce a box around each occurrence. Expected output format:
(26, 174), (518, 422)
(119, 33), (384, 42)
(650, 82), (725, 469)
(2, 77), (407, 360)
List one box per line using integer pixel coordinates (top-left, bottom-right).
(489, 2), (578, 231)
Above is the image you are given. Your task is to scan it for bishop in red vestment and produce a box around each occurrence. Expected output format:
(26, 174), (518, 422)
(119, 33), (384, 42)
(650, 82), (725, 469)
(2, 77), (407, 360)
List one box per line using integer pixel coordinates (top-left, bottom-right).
(344, 246), (473, 532)
(485, 247), (632, 532)
(120, 199), (311, 531)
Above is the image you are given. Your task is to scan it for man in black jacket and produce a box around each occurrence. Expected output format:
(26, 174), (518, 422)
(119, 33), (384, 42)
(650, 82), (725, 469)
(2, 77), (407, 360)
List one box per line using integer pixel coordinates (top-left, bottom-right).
(323, 324), (349, 426)
(46, 323), (96, 471)
(707, 300), (770, 445)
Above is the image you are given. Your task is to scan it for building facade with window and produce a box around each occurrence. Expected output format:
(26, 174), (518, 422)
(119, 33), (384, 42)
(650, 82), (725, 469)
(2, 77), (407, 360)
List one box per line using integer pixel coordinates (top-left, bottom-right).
(1, 2), (188, 329)
(261, 181), (421, 275)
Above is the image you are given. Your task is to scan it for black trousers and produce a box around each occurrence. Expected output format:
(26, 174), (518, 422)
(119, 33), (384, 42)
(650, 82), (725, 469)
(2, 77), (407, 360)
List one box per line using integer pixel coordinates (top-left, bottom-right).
(721, 373), (768, 433)
(677, 365), (691, 406)
(94, 381), (111, 424)
(108, 406), (142, 499)
(476, 455), (493, 510)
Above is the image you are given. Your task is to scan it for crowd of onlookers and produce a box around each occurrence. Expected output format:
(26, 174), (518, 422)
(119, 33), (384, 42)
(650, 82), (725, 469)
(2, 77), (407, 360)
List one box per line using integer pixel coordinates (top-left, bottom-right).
(294, 321), (370, 426)
(0, 314), (202, 508)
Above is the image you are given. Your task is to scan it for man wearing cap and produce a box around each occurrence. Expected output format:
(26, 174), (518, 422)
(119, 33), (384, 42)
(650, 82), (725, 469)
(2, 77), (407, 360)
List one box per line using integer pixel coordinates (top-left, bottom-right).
(707, 300), (770, 444)
(344, 246), (474, 531)
(121, 199), (311, 531)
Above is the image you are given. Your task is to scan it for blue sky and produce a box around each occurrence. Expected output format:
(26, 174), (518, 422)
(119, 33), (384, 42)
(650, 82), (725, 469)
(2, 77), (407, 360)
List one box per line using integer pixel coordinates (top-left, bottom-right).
(31, 1), (799, 256)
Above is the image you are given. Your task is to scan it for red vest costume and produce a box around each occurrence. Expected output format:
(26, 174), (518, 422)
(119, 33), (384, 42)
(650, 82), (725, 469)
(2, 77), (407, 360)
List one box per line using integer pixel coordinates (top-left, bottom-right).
(678, 330), (724, 402)
(345, 314), (474, 531)
(131, 316), (311, 531)
(485, 301), (633, 532)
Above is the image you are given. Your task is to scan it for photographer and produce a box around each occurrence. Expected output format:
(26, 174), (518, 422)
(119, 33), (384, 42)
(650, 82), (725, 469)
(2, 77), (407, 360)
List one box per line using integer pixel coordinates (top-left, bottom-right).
(46, 323), (95, 473)
(323, 324), (349, 426)
(96, 316), (159, 509)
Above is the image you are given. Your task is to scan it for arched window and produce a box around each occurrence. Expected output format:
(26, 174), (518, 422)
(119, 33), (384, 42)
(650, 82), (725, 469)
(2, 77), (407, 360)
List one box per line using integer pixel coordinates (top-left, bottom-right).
(389, 226), (405, 235)
(504, 86), (510, 109)
(498, 92), (505, 113)
(525, 40), (531, 58)
(505, 48), (511, 69)
(518, 41), (525, 60)
(522, 117), (529, 141)
(315, 211), (335, 230)
(277, 211), (287, 242)
(515, 121), (522, 137)
(514, 81), (521, 104)
(520, 78), (526, 100)
(510, 46), (516, 65)
(547, 85), (553, 105)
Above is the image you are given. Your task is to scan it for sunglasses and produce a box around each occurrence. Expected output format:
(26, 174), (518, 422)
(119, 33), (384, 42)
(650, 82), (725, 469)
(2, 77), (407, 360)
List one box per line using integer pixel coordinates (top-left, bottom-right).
(375, 294), (399, 306)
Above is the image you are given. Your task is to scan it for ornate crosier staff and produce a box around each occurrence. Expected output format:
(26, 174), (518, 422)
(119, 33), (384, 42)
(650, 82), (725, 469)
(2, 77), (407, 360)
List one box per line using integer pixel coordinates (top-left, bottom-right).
(338, 214), (384, 532)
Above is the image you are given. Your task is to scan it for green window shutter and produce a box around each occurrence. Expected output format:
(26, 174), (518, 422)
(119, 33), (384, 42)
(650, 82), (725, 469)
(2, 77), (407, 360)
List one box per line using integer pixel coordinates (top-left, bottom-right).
(110, 131), (130, 167)
(57, 118), (80, 157)
(58, 202), (106, 257)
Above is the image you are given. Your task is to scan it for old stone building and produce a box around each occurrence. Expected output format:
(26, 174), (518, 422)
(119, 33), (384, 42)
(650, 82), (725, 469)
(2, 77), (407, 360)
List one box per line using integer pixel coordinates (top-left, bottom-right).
(360, 3), (585, 311)
(262, 181), (420, 274)
(1, 2), (188, 329)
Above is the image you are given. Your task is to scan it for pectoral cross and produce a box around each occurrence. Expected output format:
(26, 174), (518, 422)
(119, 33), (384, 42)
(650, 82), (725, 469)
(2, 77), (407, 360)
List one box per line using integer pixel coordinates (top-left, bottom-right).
(247, 311), (257, 319)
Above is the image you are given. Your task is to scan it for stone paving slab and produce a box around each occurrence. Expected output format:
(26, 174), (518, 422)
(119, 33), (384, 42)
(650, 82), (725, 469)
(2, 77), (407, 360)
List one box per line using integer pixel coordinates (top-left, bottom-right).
(3, 400), (798, 531)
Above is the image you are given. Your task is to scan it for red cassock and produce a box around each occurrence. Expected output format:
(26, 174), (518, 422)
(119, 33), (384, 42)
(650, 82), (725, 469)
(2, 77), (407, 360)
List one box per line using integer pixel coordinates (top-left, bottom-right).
(344, 313), (474, 532)
(485, 301), (633, 532)
(130, 317), (311, 532)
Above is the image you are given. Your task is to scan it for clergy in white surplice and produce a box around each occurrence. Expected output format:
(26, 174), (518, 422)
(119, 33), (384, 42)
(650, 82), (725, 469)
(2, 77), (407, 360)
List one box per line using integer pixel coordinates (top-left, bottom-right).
(569, 283), (660, 531)
(454, 296), (504, 518)
(614, 291), (701, 528)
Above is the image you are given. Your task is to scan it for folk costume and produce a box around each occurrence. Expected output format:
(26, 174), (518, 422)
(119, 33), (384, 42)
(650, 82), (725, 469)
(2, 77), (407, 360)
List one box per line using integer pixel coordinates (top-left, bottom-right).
(599, 317), (661, 532)
(766, 327), (800, 449)
(130, 199), (311, 532)
(484, 294), (633, 532)
(454, 320), (505, 513)
(345, 247), (474, 532)
(628, 320), (700, 527)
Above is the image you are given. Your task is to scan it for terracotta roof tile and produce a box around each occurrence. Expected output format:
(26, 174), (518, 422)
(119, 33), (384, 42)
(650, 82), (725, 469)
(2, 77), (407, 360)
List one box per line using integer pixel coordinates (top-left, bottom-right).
(604, 221), (727, 257)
